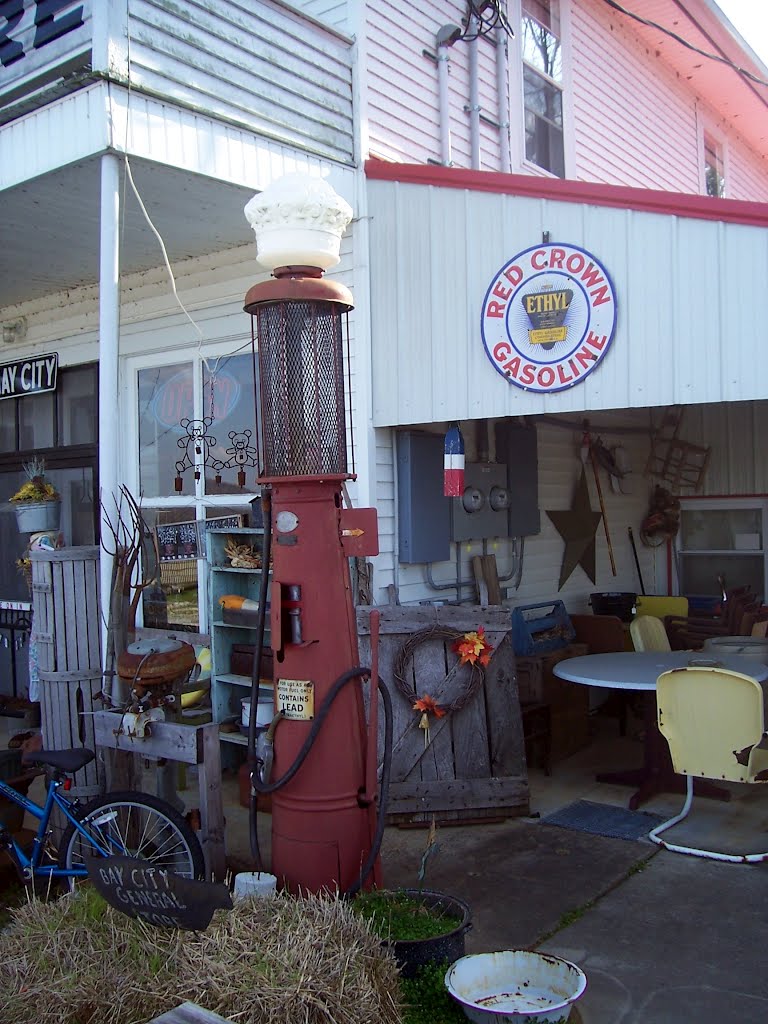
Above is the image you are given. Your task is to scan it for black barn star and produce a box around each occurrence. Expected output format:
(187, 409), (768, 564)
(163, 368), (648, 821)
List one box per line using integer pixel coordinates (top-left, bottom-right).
(546, 468), (602, 589)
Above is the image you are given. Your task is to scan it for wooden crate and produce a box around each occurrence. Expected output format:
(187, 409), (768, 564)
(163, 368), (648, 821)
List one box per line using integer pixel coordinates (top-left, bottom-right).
(516, 644), (591, 763)
(357, 606), (528, 825)
(30, 547), (103, 802)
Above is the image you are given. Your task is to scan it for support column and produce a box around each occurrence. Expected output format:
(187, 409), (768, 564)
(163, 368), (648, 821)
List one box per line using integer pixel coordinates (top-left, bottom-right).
(98, 152), (121, 665)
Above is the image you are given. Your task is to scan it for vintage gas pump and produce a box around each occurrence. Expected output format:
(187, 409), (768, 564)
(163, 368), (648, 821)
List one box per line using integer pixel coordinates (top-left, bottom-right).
(242, 175), (386, 894)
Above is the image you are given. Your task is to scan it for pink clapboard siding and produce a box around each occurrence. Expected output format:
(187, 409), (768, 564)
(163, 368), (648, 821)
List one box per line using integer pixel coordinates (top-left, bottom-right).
(570, 0), (699, 191)
(364, 0), (768, 199)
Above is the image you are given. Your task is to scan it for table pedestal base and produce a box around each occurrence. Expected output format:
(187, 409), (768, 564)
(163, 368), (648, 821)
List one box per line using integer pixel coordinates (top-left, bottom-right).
(597, 691), (732, 810)
(595, 767), (731, 811)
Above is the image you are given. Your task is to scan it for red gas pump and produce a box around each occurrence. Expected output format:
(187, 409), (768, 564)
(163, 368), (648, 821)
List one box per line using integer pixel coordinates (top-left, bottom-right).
(242, 178), (387, 894)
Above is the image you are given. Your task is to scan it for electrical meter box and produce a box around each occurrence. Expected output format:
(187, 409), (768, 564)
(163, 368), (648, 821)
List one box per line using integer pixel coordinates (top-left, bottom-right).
(494, 422), (541, 536)
(397, 431), (451, 563)
(450, 462), (509, 542)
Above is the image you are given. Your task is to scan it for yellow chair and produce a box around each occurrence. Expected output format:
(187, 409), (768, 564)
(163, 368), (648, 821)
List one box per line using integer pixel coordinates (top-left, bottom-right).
(630, 614), (671, 652)
(650, 666), (768, 862)
(635, 595), (689, 620)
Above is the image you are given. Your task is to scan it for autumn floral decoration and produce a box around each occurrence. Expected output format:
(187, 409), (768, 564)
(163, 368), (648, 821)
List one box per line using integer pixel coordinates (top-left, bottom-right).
(452, 626), (493, 668)
(395, 625), (495, 748)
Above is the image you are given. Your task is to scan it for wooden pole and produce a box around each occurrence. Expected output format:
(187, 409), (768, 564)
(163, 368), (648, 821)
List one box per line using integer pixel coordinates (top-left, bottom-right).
(588, 437), (616, 576)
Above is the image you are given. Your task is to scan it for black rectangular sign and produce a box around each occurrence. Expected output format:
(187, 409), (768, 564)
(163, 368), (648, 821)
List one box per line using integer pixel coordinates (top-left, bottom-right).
(0, 352), (58, 400)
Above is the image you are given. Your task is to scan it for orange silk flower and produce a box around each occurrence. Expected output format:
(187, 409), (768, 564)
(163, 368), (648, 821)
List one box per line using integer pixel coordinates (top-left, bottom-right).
(413, 695), (446, 718)
(453, 627), (493, 667)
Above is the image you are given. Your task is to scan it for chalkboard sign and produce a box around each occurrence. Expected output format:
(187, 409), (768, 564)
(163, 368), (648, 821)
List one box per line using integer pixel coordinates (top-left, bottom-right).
(87, 855), (232, 931)
(157, 521), (200, 561)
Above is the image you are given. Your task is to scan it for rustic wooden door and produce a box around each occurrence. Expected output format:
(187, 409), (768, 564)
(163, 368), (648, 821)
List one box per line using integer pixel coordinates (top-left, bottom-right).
(357, 606), (529, 825)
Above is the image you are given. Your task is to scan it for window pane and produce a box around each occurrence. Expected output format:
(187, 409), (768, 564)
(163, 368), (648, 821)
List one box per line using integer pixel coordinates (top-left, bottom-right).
(141, 507), (200, 632)
(138, 363), (194, 497)
(202, 354), (259, 494)
(522, 9), (561, 81)
(18, 391), (54, 449)
(704, 133), (725, 197)
(0, 399), (15, 452)
(524, 68), (564, 176)
(523, 0), (559, 35)
(58, 365), (98, 445)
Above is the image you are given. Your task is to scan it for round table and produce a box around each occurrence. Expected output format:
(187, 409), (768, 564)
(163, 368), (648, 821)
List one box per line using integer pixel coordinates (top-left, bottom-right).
(553, 651), (768, 809)
(554, 650), (768, 690)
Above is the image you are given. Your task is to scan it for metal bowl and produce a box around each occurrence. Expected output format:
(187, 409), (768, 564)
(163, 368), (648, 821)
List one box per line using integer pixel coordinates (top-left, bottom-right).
(445, 950), (587, 1024)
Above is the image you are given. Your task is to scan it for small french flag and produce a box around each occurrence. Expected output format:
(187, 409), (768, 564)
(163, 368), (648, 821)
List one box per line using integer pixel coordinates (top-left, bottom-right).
(443, 423), (465, 497)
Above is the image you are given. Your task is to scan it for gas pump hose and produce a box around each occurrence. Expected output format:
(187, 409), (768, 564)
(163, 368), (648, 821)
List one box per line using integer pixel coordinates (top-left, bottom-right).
(246, 489), (393, 895)
(249, 666), (393, 896)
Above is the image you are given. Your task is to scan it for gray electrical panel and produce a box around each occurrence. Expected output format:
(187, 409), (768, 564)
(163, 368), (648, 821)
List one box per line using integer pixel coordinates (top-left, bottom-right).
(494, 421), (541, 536)
(397, 431), (451, 563)
(450, 462), (510, 542)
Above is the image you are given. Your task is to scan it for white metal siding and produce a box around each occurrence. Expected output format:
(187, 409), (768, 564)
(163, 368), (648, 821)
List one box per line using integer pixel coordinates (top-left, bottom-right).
(125, 0), (354, 163)
(0, 85), (109, 190)
(372, 411), (665, 610)
(367, 179), (768, 427)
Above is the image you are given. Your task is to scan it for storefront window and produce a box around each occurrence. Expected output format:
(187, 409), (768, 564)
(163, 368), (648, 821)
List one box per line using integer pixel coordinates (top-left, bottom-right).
(138, 363), (194, 497)
(202, 354), (259, 493)
(58, 365), (98, 444)
(0, 400), (14, 450)
(134, 350), (261, 633)
(18, 390), (54, 449)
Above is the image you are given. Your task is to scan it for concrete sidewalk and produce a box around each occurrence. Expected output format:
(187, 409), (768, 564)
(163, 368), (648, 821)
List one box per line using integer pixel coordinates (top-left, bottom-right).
(381, 817), (768, 1024)
(228, 803), (768, 1024)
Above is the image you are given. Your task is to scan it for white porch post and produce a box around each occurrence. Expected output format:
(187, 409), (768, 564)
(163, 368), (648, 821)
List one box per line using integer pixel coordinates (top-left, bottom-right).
(98, 152), (121, 661)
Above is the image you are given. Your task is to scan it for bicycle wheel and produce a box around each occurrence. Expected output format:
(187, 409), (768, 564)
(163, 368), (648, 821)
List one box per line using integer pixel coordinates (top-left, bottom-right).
(58, 790), (205, 882)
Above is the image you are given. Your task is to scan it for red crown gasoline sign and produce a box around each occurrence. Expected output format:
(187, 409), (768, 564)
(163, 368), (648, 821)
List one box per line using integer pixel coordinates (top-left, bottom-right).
(480, 243), (617, 393)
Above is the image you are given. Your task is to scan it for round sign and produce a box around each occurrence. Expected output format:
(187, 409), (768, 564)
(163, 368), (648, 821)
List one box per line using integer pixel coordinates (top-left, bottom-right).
(480, 243), (617, 393)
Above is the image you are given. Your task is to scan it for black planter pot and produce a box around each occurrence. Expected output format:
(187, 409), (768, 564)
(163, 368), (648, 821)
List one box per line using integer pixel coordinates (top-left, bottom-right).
(382, 888), (472, 979)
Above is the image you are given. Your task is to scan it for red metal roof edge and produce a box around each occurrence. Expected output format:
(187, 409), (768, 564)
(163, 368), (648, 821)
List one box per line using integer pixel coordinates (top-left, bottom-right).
(364, 161), (768, 228)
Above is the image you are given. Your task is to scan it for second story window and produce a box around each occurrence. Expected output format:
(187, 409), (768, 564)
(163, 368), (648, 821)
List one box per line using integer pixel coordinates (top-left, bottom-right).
(522, 0), (564, 177)
(704, 132), (725, 197)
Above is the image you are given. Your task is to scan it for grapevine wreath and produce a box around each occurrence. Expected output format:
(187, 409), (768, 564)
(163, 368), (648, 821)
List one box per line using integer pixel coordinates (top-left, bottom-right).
(391, 625), (494, 743)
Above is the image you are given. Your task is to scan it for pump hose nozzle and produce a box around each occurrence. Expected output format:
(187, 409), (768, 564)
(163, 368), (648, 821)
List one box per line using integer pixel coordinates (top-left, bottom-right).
(254, 711), (283, 785)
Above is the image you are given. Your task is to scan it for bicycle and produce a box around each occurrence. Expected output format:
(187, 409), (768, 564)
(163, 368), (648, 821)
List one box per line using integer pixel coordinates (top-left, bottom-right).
(0, 746), (205, 887)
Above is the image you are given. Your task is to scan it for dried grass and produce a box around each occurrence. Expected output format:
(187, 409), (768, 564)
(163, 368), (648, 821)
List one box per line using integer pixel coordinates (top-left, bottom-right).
(0, 888), (403, 1024)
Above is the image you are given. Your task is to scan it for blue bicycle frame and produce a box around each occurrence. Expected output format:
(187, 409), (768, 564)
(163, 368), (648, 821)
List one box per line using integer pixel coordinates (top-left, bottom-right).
(0, 775), (111, 881)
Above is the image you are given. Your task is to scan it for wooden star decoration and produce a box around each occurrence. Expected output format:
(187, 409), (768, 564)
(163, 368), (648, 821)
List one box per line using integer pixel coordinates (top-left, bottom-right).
(546, 468), (603, 589)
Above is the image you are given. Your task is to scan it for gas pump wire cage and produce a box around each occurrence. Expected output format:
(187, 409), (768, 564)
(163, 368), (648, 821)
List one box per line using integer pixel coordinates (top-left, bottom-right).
(245, 271), (355, 480)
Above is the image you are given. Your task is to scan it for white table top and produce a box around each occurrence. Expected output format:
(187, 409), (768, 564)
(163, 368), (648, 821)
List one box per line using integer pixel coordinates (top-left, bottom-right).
(553, 651), (768, 691)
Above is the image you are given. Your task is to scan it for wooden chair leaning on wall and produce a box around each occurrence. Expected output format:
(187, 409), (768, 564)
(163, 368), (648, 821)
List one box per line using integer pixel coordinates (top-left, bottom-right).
(649, 666), (768, 863)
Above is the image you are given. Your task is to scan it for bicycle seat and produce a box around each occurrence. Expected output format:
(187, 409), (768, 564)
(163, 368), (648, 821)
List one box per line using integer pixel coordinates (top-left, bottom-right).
(24, 748), (95, 773)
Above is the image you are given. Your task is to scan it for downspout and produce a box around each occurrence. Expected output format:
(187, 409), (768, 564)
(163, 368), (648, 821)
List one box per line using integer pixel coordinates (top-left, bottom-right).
(468, 12), (481, 169)
(495, 24), (511, 173)
(98, 152), (121, 663)
(436, 24), (461, 166)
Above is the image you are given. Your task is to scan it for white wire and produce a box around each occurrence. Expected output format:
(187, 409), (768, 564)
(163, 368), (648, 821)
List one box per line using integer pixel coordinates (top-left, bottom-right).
(121, 4), (214, 376)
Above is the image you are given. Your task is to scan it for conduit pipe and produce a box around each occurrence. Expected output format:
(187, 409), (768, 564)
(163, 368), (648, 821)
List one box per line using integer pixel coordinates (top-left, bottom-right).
(468, 13), (481, 169)
(495, 24), (511, 173)
(436, 24), (460, 166)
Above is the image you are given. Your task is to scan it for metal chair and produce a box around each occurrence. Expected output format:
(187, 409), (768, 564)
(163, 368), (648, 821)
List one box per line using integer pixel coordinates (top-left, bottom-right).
(649, 666), (768, 862)
(630, 614), (671, 652)
(634, 595), (688, 620)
